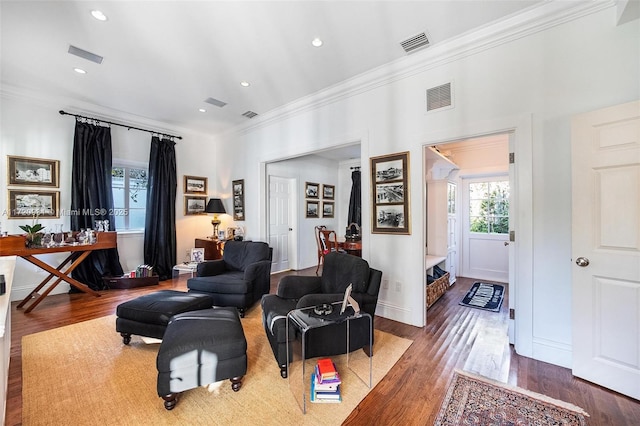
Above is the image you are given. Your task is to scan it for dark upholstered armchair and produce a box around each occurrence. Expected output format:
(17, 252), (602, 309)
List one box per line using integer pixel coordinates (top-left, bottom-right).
(261, 252), (382, 378)
(187, 240), (272, 317)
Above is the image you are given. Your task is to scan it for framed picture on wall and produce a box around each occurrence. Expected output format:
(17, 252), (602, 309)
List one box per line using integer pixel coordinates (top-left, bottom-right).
(8, 156), (59, 187)
(8, 190), (60, 218)
(322, 201), (334, 218)
(184, 196), (207, 215)
(306, 200), (319, 218)
(305, 182), (319, 199)
(232, 179), (245, 221)
(322, 184), (335, 200)
(184, 175), (208, 194)
(370, 151), (410, 234)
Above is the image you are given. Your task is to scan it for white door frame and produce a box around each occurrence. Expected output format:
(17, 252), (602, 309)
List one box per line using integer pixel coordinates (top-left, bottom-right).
(421, 114), (533, 356)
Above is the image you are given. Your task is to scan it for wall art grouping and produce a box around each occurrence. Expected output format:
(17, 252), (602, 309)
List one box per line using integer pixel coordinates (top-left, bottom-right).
(6, 156), (60, 218)
(305, 181), (335, 218)
(370, 151), (410, 234)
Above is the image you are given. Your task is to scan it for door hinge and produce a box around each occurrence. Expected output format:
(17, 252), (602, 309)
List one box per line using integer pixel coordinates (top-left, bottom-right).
(509, 309), (515, 320)
(509, 230), (515, 242)
(509, 152), (515, 164)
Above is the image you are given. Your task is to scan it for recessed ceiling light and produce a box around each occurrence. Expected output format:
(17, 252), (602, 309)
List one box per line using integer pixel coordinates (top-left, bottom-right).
(240, 81), (250, 87)
(311, 38), (323, 47)
(73, 68), (87, 74)
(199, 108), (206, 113)
(91, 10), (108, 21)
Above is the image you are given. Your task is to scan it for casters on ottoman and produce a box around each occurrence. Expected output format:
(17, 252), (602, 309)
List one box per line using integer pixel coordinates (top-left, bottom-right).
(156, 307), (248, 410)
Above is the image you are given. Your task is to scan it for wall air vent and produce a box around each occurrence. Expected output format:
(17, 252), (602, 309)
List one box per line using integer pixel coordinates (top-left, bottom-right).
(400, 32), (430, 54)
(426, 82), (452, 112)
(242, 111), (258, 119)
(204, 97), (227, 108)
(68, 45), (103, 64)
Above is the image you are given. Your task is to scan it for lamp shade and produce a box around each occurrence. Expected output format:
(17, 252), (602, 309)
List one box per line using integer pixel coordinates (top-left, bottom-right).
(205, 198), (226, 214)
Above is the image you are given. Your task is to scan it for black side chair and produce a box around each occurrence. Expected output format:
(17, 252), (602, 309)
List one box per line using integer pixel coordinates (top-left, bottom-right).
(187, 240), (272, 317)
(261, 252), (382, 378)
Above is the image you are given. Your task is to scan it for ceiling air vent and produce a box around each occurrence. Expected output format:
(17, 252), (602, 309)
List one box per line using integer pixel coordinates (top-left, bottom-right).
(242, 111), (258, 119)
(426, 82), (452, 112)
(204, 97), (227, 108)
(68, 45), (103, 64)
(400, 32), (430, 54)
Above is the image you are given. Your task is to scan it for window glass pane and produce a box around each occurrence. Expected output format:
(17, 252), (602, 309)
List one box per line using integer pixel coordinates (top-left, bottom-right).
(128, 209), (146, 230)
(468, 179), (510, 234)
(112, 187), (125, 209)
(113, 214), (125, 230)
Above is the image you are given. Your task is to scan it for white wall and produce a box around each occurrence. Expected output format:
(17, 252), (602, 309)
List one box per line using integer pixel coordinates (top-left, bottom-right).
(214, 6), (640, 368)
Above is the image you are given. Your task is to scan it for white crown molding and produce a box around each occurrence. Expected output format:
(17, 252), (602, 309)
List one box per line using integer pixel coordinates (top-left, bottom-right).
(234, 0), (615, 137)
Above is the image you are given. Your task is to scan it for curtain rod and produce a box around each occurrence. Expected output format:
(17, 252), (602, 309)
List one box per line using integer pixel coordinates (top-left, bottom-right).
(59, 110), (182, 140)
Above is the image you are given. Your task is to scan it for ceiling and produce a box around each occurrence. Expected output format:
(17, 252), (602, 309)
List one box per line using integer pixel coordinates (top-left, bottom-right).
(1, 1), (542, 138)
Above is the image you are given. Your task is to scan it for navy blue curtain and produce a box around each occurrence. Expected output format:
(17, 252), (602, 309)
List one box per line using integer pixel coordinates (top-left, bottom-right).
(347, 170), (361, 227)
(144, 136), (176, 280)
(70, 120), (124, 290)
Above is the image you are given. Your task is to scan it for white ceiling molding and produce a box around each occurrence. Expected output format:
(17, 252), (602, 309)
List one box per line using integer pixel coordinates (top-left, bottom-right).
(234, 0), (616, 137)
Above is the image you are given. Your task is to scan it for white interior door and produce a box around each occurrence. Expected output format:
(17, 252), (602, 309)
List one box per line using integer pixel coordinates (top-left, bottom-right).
(268, 176), (295, 273)
(461, 175), (510, 282)
(571, 100), (640, 400)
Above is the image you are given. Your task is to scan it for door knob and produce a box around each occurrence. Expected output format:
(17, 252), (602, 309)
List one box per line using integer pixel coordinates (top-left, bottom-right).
(575, 257), (590, 267)
(288, 228), (293, 231)
(504, 242), (509, 246)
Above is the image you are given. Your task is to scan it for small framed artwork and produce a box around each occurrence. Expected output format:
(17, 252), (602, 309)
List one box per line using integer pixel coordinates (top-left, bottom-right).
(190, 248), (205, 263)
(370, 151), (410, 234)
(184, 196), (207, 215)
(8, 156), (60, 187)
(305, 182), (319, 199)
(232, 179), (245, 221)
(322, 184), (335, 200)
(8, 190), (60, 218)
(306, 200), (319, 218)
(184, 175), (208, 195)
(322, 201), (334, 218)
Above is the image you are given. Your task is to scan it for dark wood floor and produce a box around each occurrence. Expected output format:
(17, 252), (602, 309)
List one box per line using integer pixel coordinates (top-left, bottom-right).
(6, 269), (640, 425)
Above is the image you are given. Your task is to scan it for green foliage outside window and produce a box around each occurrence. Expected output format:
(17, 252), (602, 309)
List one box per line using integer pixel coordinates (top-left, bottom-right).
(469, 181), (509, 234)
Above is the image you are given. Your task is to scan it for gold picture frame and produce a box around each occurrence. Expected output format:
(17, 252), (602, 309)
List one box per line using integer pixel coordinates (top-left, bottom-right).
(184, 175), (208, 195)
(7, 155), (60, 187)
(8, 189), (60, 218)
(370, 151), (410, 234)
(184, 195), (207, 215)
(306, 200), (319, 218)
(322, 184), (335, 200)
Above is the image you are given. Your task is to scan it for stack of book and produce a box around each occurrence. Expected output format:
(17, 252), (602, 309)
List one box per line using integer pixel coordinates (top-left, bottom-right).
(132, 264), (153, 278)
(310, 358), (342, 403)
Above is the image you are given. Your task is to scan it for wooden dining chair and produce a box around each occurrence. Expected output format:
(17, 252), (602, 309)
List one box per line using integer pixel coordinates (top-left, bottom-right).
(314, 225), (342, 274)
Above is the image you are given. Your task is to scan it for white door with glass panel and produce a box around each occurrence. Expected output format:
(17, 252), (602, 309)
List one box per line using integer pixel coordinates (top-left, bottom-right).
(461, 176), (509, 282)
(571, 100), (640, 400)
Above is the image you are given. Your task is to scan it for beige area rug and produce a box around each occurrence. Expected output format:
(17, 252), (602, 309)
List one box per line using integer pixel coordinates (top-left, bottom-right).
(22, 307), (412, 426)
(435, 370), (590, 425)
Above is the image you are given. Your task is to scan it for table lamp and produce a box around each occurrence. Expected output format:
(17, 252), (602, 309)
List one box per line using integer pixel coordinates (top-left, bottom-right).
(205, 198), (226, 239)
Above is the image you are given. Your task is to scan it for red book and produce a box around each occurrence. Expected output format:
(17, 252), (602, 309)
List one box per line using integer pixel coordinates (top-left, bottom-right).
(317, 358), (337, 381)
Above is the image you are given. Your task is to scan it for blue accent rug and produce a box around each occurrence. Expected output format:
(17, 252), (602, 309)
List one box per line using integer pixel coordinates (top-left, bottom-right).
(459, 282), (504, 312)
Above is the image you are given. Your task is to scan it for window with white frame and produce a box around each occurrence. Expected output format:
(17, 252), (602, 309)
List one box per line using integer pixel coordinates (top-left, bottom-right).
(468, 179), (509, 234)
(111, 163), (148, 230)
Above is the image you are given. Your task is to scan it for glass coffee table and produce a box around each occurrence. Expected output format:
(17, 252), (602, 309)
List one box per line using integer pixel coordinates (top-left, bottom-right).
(286, 302), (372, 413)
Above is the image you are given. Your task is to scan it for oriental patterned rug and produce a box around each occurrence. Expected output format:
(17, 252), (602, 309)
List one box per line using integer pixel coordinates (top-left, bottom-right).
(435, 370), (589, 425)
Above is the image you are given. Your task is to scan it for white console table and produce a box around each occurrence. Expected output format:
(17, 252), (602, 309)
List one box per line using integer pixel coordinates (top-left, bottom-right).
(0, 256), (16, 424)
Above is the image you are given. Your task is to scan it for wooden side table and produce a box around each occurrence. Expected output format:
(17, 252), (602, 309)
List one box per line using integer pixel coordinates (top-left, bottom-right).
(194, 238), (224, 260)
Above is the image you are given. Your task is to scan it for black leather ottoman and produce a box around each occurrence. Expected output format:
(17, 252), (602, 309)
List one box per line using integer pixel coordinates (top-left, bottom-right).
(116, 290), (213, 344)
(156, 307), (247, 410)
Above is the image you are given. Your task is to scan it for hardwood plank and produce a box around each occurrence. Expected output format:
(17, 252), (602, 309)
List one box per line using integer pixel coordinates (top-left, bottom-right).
(6, 272), (640, 425)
